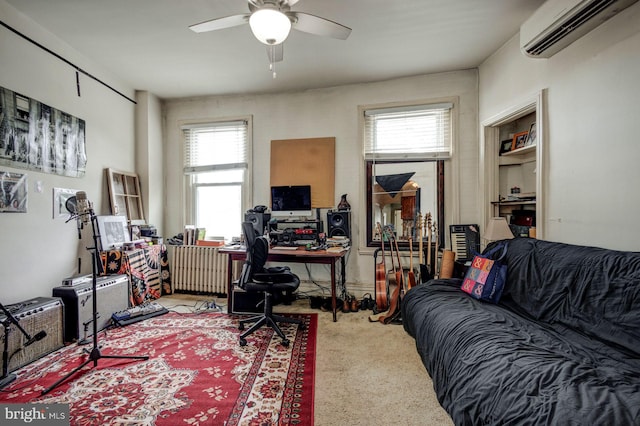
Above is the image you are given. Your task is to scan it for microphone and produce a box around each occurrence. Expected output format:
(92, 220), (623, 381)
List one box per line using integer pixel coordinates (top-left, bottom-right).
(24, 330), (47, 347)
(76, 191), (91, 225)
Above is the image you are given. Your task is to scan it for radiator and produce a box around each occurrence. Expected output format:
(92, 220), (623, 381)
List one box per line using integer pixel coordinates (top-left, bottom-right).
(170, 246), (229, 294)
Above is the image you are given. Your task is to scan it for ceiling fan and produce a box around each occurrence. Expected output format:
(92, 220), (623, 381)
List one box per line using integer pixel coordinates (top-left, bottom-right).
(189, 0), (351, 75)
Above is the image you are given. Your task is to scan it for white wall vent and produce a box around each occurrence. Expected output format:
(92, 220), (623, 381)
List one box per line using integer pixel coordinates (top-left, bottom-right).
(521, 0), (638, 58)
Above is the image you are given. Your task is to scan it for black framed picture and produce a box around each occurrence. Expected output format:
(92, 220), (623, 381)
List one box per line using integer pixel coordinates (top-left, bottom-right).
(499, 139), (513, 155)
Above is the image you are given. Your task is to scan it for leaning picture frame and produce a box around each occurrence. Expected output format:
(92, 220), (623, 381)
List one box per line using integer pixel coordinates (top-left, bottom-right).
(96, 215), (130, 251)
(525, 122), (537, 146)
(499, 139), (513, 155)
(511, 131), (529, 151)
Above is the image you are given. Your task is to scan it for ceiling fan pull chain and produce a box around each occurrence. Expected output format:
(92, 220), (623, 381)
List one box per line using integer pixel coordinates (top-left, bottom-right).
(269, 46), (277, 79)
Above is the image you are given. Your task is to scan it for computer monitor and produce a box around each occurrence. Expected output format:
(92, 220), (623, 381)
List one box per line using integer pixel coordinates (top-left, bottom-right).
(270, 185), (312, 218)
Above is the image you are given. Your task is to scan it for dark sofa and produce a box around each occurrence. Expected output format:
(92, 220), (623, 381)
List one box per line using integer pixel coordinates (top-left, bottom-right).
(402, 238), (640, 425)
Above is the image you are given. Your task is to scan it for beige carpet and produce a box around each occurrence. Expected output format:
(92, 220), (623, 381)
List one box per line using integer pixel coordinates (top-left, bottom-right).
(159, 294), (453, 426)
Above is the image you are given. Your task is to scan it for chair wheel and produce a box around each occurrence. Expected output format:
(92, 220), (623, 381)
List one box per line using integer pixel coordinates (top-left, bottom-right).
(239, 338), (247, 346)
(281, 339), (290, 347)
(239, 323), (245, 331)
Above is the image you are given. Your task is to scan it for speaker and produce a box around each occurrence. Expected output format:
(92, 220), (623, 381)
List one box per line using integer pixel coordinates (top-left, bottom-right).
(327, 211), (350, 238)
(244, 211), (271, 235)
(0, 297), (64, 372)
(52, 274), (129, 342)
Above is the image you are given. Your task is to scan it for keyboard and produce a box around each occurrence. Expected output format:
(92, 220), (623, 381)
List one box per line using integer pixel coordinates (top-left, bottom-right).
(271, 246), (299, 251)
(449, 224), (480, 261)
(112, 301), (168, 326)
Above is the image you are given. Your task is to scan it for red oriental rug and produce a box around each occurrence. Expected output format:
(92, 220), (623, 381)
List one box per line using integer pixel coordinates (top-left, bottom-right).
(0, 312), (316, 425)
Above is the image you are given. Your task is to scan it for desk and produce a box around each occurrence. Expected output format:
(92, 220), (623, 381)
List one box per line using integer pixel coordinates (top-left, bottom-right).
(101, 245), (172, 305)
(220, 246), (348, 322)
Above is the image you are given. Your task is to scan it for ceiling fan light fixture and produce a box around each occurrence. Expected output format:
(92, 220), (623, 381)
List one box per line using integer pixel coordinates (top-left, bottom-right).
(249, 8), (291, 45)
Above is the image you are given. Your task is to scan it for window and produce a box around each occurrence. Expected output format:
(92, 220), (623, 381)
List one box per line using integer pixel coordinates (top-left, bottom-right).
(363, 102), (453, 247)
(106, 168), (144, 224)
(182, 119), (251, 242)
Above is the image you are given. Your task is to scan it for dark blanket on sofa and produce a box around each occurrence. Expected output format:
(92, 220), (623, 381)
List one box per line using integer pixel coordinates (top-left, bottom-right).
(402, 238), (640, 425)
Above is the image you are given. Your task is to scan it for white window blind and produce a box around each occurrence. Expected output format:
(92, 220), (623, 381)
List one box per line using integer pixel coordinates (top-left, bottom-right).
(181, 120), (249, 241)
(364, 103), (453, 160)
(183, 121), (248, 173)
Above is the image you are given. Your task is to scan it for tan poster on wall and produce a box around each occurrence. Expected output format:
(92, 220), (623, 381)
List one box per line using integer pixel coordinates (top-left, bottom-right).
(270, 137), (335, 208)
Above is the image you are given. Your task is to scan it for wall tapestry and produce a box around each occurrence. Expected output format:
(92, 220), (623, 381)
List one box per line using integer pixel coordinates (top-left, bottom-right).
(0, 86), (86, 177)
(0, 170), (27, 213)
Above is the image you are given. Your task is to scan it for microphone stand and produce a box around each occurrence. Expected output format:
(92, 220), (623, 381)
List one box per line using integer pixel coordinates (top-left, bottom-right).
(42, 207), (148, 395)
(0, 301), (42, 389)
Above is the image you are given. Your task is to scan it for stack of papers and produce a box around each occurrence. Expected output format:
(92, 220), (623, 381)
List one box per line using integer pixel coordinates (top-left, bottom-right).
(327, 236), (350, 248)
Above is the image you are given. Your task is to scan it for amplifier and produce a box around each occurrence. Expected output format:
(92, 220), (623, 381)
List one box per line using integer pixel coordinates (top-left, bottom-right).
(270, 227), (318, 245)
(52, 274), (129, 342)
(0, 297), (64, 372)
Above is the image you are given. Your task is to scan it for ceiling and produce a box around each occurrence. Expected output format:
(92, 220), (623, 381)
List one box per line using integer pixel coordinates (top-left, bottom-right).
(5, 0), (545, 99)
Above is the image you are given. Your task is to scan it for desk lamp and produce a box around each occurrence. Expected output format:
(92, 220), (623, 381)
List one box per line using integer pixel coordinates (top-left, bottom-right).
(484, 217), (515, 243)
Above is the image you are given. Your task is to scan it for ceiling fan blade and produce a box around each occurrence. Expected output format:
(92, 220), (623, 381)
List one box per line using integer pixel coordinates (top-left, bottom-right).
(189, 14), (250, 33)
(289, 12), (352, 40)
(267, 44), (284, 63)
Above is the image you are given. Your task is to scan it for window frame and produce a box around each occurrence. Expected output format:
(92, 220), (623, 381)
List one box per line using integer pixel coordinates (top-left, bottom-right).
(181, 117), (253, 239)
(360, 99), (456, 249)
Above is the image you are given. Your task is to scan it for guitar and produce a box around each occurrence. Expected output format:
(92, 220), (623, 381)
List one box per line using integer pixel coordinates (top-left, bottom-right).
(374, 223), (389, 312)
(407, 236), (417, 290)
(422, 213), (434, 283)
(417, 213), (427, 283)
(378, 225), (404, 324)
(432, 220), (440, 279)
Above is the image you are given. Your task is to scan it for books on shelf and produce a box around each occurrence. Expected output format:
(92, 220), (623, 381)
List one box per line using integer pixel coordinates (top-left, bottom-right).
(183, 226), (207, 245)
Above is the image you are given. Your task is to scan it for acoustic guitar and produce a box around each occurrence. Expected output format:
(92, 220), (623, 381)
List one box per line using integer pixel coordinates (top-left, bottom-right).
(407, 236), (417, 290)
(378, 225), (404, 324)
(374, 222), (389, 312)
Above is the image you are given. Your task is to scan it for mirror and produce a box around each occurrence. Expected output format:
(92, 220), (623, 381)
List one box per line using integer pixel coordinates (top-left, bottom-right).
(366, 160), (444, 248)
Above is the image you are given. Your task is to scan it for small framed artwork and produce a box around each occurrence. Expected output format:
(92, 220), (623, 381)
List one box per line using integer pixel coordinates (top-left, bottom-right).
(499, 139), (513, 155)
(0, 171), (27, 213)
(512, 131), (529, 151)
(53, 187), (78, 219)
(96, 215), (130, 251)
(525, 123), (537, 146)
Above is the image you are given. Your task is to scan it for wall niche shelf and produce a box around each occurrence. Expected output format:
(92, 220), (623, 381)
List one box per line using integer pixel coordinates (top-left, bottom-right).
(501, 143), (536, 157)
(480, 90), (546, 241)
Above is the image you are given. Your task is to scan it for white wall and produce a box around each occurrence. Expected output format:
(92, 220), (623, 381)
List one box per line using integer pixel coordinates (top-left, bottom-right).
(135, 91), (164, 230)
(163, 71), (479, 290)
(479, 3), (640, 251)
(0, 1), (136, 303)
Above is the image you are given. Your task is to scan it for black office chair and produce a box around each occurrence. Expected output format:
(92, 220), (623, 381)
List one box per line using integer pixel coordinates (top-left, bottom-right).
(236, 222), (304, 347)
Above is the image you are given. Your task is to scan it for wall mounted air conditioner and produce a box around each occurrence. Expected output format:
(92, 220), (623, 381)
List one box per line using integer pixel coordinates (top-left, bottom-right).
(521, 0), (638, 58)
